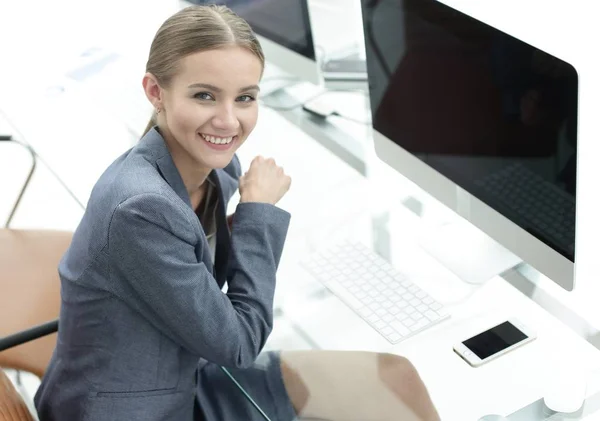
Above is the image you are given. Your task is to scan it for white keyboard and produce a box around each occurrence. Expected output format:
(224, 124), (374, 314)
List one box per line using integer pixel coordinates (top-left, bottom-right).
(301, 242), (450, 344)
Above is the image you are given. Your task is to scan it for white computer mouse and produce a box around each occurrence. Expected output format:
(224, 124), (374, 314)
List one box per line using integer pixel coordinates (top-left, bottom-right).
(478, 415), (508, 421)
(543, 366), (587, 413)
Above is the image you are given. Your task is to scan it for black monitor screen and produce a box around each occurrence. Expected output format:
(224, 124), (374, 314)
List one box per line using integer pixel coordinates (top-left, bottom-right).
(362, 0), (578, 261)
(187, 0), (316, 61)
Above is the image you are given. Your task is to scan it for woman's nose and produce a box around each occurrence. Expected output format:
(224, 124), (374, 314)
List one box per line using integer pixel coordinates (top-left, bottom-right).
(212, 104), (239, 131)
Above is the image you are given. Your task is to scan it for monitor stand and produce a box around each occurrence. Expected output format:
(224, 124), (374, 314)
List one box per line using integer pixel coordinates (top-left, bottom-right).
(259, 78), (323, 111)
(397, 188), (523, 285)
(417, 217), (523, 285)
(406, 184), (524, 285)
(260, 77), (302, 98)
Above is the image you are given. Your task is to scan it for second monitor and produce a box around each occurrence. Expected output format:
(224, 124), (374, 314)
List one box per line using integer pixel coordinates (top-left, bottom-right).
(186, 0), (321, 85)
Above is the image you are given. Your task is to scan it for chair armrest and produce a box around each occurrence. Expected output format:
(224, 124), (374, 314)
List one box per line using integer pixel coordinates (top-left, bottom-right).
(0, 320), (58, 353)
(0, 138), (37, 228)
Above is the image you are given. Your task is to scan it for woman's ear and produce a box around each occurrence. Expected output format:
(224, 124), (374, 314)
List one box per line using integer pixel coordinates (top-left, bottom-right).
(142, 73), (163, 112)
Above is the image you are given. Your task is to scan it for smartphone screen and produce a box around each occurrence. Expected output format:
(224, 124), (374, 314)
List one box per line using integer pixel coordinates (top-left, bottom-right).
(462, 321), (528, 360)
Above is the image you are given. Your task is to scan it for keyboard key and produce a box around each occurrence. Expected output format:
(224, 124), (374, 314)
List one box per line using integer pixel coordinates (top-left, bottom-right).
(362, 296), (374, 306)
(403, 318), (415, 328)
(391, 320), (410, 336)
(375, 308), (387, 317)
(424, 310), (440, 321)
(410, 319), (430, 332)
(410, 312), (423, 321)
(431, 302), (443, 311)
(388, 332), (402, 343)
(366, 313), (380, 324)
(326, 280), (364, 310)
(395, 313), (409, 322)
(380, 326), (394, 336)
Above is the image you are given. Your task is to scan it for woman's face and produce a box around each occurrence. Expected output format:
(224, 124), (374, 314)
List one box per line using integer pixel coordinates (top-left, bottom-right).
(153, 46), (262, 171)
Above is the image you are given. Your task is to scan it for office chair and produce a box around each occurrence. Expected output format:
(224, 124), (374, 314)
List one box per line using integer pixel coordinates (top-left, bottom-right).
(0, 229), (69, 377)
(0, 369), (35, 421)
(0, 321), (59, 421)
(0, 136), (71, 420)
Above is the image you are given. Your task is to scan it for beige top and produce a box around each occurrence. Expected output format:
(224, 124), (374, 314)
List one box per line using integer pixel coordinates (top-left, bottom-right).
(196, 178), (218, 264)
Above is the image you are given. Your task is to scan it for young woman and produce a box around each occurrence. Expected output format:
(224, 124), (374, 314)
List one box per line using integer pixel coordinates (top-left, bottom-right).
(34, 5), (440, 421)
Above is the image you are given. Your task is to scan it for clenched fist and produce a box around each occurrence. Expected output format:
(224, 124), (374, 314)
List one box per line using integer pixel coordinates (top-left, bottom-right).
(239, 156), (291, 205)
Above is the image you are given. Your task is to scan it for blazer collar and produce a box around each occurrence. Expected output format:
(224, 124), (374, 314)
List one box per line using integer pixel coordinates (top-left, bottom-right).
(138, 127), (231, 286)
(139, 127), (229, 211)
(136, 127), (191, 208)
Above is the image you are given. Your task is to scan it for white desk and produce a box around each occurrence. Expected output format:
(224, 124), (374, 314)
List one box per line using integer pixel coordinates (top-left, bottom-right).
(235, 106), (600, 420)
(3, 70), (600, 420)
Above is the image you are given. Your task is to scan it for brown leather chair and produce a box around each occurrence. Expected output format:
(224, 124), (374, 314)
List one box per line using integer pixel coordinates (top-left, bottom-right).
(0, 230), (71, 421)
(0, 229), (71, 378)
(0, 369), (35, 421)
(0, 136), (73, 420)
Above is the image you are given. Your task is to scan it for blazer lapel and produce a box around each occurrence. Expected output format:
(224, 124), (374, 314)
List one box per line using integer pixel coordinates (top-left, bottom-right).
(142, 128), (215, 272)
(209, 170), (231, 289)
(139, 127), (233, 286)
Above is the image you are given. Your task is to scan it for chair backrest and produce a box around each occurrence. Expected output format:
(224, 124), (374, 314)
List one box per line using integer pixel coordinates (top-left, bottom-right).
(0, 369), (35, 421)
(0, 229), (72, 378)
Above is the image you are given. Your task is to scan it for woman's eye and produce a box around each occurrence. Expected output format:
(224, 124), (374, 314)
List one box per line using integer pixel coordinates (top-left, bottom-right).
(237, 95), (256, 103)
(194, 92), (214, 101)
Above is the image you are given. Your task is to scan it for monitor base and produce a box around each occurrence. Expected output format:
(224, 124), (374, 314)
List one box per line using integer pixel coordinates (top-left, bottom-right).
(260, 77), (302, 99)
(417, 218), (523, 285)
(260, 79), (323, 111)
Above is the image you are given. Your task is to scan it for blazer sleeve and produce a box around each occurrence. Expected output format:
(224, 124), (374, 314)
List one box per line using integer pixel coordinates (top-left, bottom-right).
(107, 193), (290, 368)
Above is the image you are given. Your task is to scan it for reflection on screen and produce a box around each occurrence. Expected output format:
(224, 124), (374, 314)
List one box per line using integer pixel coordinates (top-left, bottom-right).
(187, 0), (315, 60)
(363, 0), (578, 261)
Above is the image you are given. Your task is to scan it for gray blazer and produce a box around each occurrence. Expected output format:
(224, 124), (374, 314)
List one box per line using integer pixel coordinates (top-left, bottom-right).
(34, 128), (291, 420)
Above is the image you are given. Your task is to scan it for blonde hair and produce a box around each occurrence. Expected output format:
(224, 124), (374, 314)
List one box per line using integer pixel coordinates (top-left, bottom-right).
(142, 5), (265, 136)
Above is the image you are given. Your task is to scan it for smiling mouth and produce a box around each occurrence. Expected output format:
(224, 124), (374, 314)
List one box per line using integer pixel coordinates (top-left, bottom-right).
(200, 133), (236, 145)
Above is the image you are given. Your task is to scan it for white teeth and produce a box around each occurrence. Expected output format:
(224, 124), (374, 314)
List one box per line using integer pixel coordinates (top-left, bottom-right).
(201, 134), (234, 145)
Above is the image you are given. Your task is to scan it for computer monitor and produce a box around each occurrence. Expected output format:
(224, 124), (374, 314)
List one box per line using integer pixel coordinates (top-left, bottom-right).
(186, 0), (321, 85)
(361, 0), (579, 290)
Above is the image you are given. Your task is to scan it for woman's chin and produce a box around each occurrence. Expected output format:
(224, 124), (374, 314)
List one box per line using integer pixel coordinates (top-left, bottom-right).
(199, 154), (235, 170)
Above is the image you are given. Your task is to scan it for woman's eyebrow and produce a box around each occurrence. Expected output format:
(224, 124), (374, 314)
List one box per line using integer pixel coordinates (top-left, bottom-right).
(188, 83), (221, 92)
(187, 83), (260, 93)
(240, 84), (260, 92)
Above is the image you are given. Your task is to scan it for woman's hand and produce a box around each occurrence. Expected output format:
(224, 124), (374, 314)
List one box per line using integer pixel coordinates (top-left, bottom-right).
(239, 156), (291, 205)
